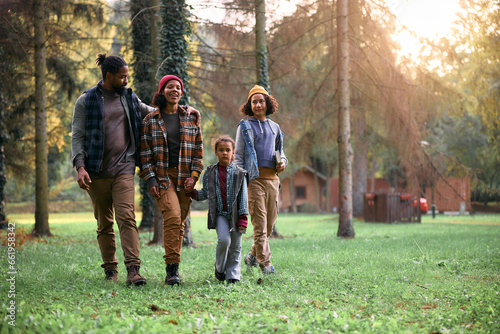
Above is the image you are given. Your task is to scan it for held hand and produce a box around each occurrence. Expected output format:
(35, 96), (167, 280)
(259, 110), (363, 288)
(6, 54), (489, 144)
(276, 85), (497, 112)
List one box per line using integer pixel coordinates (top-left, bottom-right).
(186, 106), (201, 126)
(77, 167), (92, 191)
(276, 162), (285, 173)
(149, 186), (160, 198)
(239, 227), (246, 234)
(187, 189), (198, 200)
(184, 177), (196, 193)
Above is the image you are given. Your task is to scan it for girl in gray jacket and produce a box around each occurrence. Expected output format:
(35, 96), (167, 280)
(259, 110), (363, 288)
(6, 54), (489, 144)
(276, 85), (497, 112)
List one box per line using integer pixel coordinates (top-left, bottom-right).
(189, 136), (248, 284)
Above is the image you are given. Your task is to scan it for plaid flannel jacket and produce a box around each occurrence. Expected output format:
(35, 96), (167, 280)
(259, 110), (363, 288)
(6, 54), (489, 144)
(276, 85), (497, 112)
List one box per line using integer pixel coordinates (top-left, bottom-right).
(140, 106), (203, 191)
(79, 81), (142, 172)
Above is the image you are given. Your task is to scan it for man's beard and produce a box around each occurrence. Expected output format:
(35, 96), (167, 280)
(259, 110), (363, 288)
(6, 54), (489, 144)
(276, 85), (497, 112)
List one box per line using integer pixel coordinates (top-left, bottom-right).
(113, 85), (126, 95)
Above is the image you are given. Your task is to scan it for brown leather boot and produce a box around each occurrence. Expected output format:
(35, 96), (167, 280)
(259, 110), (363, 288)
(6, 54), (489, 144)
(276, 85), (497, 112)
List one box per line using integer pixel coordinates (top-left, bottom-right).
(126, 265), (147, 286)
(105, 269), (119, 283)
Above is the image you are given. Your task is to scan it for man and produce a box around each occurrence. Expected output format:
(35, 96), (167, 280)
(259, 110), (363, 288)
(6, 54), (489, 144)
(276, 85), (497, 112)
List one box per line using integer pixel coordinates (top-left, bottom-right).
(71, 53), (151, 285)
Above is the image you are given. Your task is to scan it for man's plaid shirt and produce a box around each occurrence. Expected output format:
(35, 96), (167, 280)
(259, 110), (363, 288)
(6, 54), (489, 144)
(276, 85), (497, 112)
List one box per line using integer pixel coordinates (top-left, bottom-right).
(140, 106), (203, 191)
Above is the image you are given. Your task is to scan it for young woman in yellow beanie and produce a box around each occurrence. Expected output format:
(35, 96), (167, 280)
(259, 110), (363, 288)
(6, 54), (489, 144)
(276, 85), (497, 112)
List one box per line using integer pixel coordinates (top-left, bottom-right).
(235, 85), (288, 275)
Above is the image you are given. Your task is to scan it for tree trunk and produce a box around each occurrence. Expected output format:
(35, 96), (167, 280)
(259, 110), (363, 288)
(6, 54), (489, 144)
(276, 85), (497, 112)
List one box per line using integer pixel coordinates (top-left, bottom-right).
(139, 181), (154, 230)
(33, 0), (51, 237)
(151, 0), (160, 82)
(255, 0), (281, 237)
(351, 0), (366, 218)
(149, 0), (165, 240)
(0, 73), (6, 228)
(131, 0), (153, 231)
(149, 203), (163, 245)
(336, 0), (354, 238)
(255, 0), (269, 91)
(313, 164), (321, 212)
(352, 112), (367, 217)
(326, 164), (333, 213)
(182, 215), (194, 246)
(289, 176), (297, 213)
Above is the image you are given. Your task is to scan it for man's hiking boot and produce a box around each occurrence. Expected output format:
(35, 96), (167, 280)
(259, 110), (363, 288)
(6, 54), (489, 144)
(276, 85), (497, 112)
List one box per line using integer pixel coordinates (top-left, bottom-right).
(227, 279), (239, 284)
(105, 269), (119, 283)
(244, 252), (258, 270)
(126, 265), (147, 286)
(165, 263), (180, 286)
(214, 262), (225, 282)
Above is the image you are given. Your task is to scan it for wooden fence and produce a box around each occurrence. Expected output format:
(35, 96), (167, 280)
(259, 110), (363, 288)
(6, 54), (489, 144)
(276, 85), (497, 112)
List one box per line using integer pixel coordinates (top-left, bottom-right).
(363, 192), (421, 223)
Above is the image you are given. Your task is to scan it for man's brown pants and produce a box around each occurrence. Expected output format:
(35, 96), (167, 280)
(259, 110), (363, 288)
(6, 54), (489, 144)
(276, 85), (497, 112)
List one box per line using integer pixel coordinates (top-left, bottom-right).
(88, 174), (141, 272)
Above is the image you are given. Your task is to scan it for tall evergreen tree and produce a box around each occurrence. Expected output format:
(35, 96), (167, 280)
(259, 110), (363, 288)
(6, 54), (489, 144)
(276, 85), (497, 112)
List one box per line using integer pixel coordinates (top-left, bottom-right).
(337, 0), (355, 238)
(0, 1), (32, 227)
(0, 50), (6, 228)
(131, 0), (155, 231)
(33, 0), (50, 236)
(1, 0), (105, 235)
(255, 0), (269, 92)
(159, 0), (191, 105)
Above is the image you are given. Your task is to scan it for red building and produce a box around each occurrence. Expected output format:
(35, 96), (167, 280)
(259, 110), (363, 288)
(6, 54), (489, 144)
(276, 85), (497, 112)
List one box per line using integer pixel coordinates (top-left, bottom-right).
(280, 166), (327, 212)
(280, 167), (470, 214)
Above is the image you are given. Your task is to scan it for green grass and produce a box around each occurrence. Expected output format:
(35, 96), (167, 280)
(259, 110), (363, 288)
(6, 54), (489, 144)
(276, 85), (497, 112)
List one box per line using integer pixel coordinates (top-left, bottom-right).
(421, 213), (500, 225)
(1, 213), (499, 333)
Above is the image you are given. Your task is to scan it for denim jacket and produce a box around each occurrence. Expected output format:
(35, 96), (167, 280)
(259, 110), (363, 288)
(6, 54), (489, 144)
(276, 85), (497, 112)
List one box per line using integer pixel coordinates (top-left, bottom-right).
(197, 163), (248, 230)
(235, 118), (287, 180)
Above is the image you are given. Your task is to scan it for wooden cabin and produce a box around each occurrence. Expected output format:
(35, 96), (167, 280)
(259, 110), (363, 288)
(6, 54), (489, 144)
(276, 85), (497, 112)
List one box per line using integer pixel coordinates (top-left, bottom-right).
(280, 166), (327, 212)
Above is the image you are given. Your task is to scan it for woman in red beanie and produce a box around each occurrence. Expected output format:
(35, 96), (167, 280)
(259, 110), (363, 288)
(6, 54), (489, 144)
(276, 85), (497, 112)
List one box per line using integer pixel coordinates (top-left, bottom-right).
(140, 75), (203, 285)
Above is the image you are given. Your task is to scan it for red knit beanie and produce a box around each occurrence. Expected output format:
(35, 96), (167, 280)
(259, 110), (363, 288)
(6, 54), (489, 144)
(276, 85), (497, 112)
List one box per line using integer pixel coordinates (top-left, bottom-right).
(158, 75), (184, 94)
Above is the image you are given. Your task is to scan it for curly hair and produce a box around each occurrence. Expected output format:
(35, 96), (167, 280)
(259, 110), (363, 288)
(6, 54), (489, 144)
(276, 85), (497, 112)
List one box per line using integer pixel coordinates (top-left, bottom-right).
(239, 94), (279, 117)
(152, 92), (167, 111)
(95, 53), (127, 80)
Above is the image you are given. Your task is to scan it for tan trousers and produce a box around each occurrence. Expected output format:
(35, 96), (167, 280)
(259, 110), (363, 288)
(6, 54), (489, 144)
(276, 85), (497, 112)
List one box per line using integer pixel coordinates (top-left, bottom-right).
(88, 174), (140, 271)
(248, 178), (280, 269)
(155, 168), (192, 264)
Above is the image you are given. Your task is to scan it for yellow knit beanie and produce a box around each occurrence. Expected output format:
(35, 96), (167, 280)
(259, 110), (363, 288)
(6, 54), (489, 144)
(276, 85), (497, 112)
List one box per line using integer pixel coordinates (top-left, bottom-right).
(247, 85), (269, 102)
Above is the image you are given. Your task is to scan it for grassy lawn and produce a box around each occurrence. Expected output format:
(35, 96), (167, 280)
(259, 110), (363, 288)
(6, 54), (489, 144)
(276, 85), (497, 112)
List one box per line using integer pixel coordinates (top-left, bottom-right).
(1, 212), (499, 333)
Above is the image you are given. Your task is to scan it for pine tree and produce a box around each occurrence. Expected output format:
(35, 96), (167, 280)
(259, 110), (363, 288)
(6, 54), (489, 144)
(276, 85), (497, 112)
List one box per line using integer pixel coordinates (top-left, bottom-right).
(159, 0), (191, 104)
(131, 0), (155, 231)
(337, 0), (355, 238)
(0, 0), (105, 235)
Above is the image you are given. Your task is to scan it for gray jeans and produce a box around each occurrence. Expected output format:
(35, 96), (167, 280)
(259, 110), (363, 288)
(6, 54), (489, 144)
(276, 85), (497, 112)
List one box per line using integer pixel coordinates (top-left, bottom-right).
(215, 216), (242, 280)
